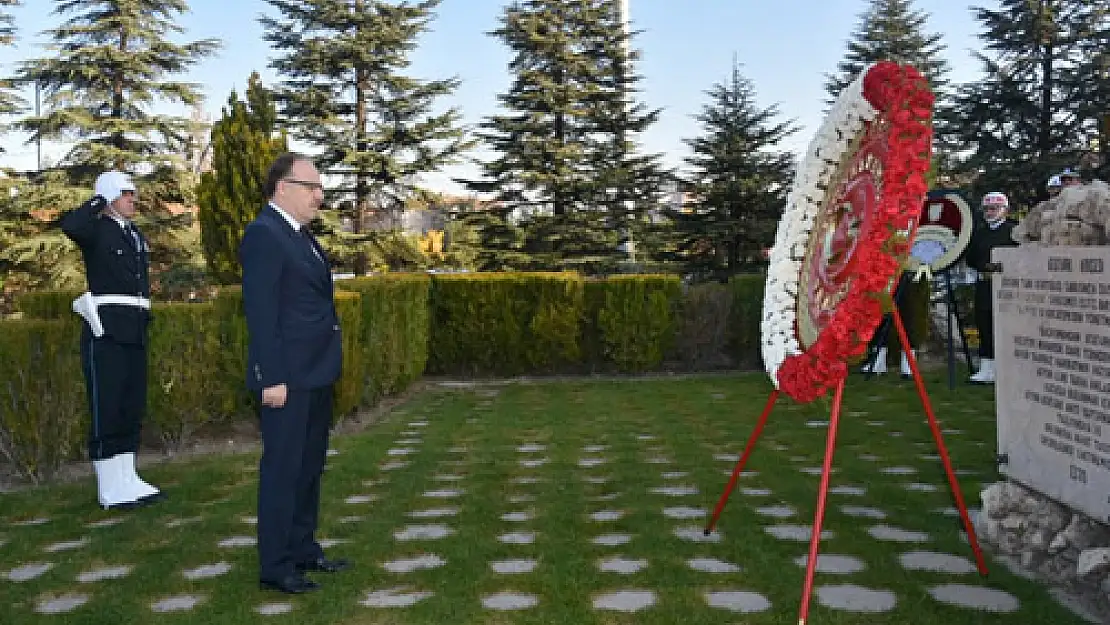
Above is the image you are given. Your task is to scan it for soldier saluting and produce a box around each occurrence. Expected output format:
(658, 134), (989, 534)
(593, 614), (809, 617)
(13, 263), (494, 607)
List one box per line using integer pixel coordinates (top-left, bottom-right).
(965, 191), (1018, 384)
(61, 170), (163, 509)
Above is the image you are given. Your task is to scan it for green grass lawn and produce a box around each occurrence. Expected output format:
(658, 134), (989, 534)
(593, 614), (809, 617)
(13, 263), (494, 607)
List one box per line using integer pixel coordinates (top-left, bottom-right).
(0, 371), (1090, 624)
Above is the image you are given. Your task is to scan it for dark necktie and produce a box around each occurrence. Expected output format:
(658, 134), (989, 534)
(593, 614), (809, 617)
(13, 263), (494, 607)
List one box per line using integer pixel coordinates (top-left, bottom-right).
(123, 223), (141, 250)
(301, 229), (324, 265)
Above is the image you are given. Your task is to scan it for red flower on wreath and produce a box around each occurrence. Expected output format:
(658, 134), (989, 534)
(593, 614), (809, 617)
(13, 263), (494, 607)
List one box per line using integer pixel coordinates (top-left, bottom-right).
(776, 62), (934, 403)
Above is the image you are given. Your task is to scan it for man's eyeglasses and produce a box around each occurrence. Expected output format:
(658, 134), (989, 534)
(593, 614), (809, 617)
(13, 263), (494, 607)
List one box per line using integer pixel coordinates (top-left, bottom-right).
(282, 178), (324, 192)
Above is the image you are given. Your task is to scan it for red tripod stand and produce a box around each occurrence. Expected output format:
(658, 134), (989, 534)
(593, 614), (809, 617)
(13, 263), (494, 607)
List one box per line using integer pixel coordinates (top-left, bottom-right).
(704, 306), (989, 625)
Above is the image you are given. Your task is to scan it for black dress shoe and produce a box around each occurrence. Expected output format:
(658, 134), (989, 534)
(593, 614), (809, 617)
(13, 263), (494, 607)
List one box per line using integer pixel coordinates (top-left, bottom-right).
(296, 557), (351, 573)
(260, 573), (320, 594)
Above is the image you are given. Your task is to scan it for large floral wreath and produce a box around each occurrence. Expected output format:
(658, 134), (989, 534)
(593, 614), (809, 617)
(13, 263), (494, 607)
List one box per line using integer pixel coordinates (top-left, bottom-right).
(761, 62), (933, 403)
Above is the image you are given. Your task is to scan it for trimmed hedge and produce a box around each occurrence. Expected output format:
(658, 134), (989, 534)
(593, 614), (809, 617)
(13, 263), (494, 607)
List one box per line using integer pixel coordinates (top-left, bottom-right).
(14, 289), (83, 320)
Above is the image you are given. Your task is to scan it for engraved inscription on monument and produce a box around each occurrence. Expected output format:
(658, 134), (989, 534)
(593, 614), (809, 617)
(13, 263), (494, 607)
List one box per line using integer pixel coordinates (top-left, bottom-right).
(994, 246), (1110, 522)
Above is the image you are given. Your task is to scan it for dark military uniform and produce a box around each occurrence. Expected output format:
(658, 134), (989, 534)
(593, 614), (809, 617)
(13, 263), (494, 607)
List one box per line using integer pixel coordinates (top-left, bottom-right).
(60, 196), (152, 460)
(965, 218), (1018, 359)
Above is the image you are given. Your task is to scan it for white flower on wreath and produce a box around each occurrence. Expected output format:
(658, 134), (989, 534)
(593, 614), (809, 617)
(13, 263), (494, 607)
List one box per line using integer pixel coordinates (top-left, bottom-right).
(761, 66), (879, 386)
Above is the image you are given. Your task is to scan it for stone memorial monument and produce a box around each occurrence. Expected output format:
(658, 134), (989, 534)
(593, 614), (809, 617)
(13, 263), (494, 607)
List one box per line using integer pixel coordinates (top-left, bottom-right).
(983, 181), (1110, 617)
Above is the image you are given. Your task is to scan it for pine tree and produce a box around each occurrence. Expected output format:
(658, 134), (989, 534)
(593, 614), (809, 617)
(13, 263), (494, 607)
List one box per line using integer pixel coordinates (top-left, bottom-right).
(197, 73), (287, 285)
(668, 61), (796, 279)
(0, 0), (23, 119)
(262, 0), (472, 276)
(825, 0), (950, 102)
(479, 0), (665, 273)
(18, 0), (220, 177)
(935, 0), (1110, 208)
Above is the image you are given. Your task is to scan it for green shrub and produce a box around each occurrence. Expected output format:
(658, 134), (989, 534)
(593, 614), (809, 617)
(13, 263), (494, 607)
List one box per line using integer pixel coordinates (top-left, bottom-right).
(211, 285), (255, 421)
(672, 282), (734, 370)
(0, 319), (85, 482)
(14, 289), (83, 320)
(339, 275), (431, 405)
(588, 275), (681, 372)
(428, 273), (584, 375)
(332, 290), (365, 418)
(727, 274), (765, 369)
(146, 303), (232, 451)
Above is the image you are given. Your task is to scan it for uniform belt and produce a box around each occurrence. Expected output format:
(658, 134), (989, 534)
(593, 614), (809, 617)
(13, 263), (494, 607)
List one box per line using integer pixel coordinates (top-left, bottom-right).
(92, 294), (151, 309)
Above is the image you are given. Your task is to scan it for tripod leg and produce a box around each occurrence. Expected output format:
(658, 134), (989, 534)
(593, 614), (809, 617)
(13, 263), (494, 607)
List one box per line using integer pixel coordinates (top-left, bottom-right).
(704, 389), (779, 535)
(890, 305), (989, 576)
(797, 378), (846, 625)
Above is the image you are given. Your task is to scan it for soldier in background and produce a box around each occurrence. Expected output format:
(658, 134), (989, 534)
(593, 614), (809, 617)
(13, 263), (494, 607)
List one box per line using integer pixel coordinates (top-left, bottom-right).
(965, 191), (1018, 384)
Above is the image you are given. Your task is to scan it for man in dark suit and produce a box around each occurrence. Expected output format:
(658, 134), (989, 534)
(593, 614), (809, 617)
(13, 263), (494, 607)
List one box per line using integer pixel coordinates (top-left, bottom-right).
(240, 153), (348, 594)
(61, 170), (163, 510)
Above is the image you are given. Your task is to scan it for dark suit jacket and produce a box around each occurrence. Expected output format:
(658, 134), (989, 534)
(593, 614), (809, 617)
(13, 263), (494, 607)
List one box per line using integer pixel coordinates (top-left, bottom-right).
(60, 196), (152, 345)
(240, 204), (342, 392)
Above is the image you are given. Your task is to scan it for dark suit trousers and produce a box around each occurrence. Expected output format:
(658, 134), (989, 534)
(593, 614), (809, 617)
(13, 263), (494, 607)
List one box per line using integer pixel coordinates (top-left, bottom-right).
(80, 332), (146, 460)
(257, 385), (333, 581)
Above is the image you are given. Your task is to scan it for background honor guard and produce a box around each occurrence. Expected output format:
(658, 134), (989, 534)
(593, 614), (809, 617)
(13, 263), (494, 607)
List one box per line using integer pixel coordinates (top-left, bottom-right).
(61, 170), (163, 510)
(965, 191), (1018, 384)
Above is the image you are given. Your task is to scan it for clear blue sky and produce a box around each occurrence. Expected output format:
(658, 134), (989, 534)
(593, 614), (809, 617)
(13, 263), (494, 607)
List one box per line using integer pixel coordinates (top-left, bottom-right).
(0, 0), (983, 194)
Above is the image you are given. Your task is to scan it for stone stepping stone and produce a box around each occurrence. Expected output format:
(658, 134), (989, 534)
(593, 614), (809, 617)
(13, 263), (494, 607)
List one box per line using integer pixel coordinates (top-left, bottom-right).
(806, 420), (829, 428)
(380, 461), (408, 471)
(788, 456), (808, 463)
(636, 434), (655, 441)
(507, 495), (535, 504)
(829, 485), (866, 496)
(490, 559), (537, 574)
(900, 551), (977, 574)
(35, 594), (89, 614)
(597, 556), (648, 574)
(714, 453), (740, 462)
(255, 603), (293, 616)
(86, 517), (127, 529)
(650, 485), (698, 496)
(927, 584), (1019, 612)
(423, 489), (464, 499)
(77, 565), (133, 583)
(661, 471), (688, 479)
(920, 454), (941, 461)
(663, 506), (705, 519)
(793, 554), (867, 574)
(866, 420), (886, 426)
(395, 438), (421, 445)
(880, 466), (917, 475)
(848, 411), (868, 417)
(755, 505), (796, 519)
(800, 467), (836, 476)
(387, 447), (417, 456)
(593, 589), (656, 612)
(482, 591), (539, 610)
(519, 458), (548, 468)
(516, 444), (545, 453)
(674, 526), (721, 543)
(7, 562), (52, 582)
(578, 457), (608, 468)
(867, 525), (930, 543)
(687, 557), (741, 573)
(240, 516), (258, 525)
(12, 517), (50, 526)
(933, 507), (960, 517)
(394, 525), (454, 541)
(644, 457), (671, 464)
(346, 494), (378, 504)
(711, 392), (726, 399)
(888, 431), (904, 438)
(408, 421), (429, 427)
(151, 595), (205, 613)
(511, 477), (541, 485)
(498, 532), (535, 545)
(408, 508), (458, 519)
(593, 493), (621, 502)
(740, 487), (772, 497)
(764, 525), (835, 542)
(382, 554), (446, 573)
(858, 454), (881, 462)
(903, 482), (940, 492)
(360, 587), (433, 608)
(592, 533), (632, 546)
(433, 474), (464, 482)
(318, 538), (348, 549)
(218, 536), (256, 548)
(840, 506), (887, 519)
(583, 445), (608, 453)
(183, 562), (232, 580)
(590, 510), (624, 522)
(44, 538), (89, 553)
(815, 585), (896, 612)
(582, 475), (610, 484)
(704, 590), (772, 613)
(501, 511), (533, 522)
